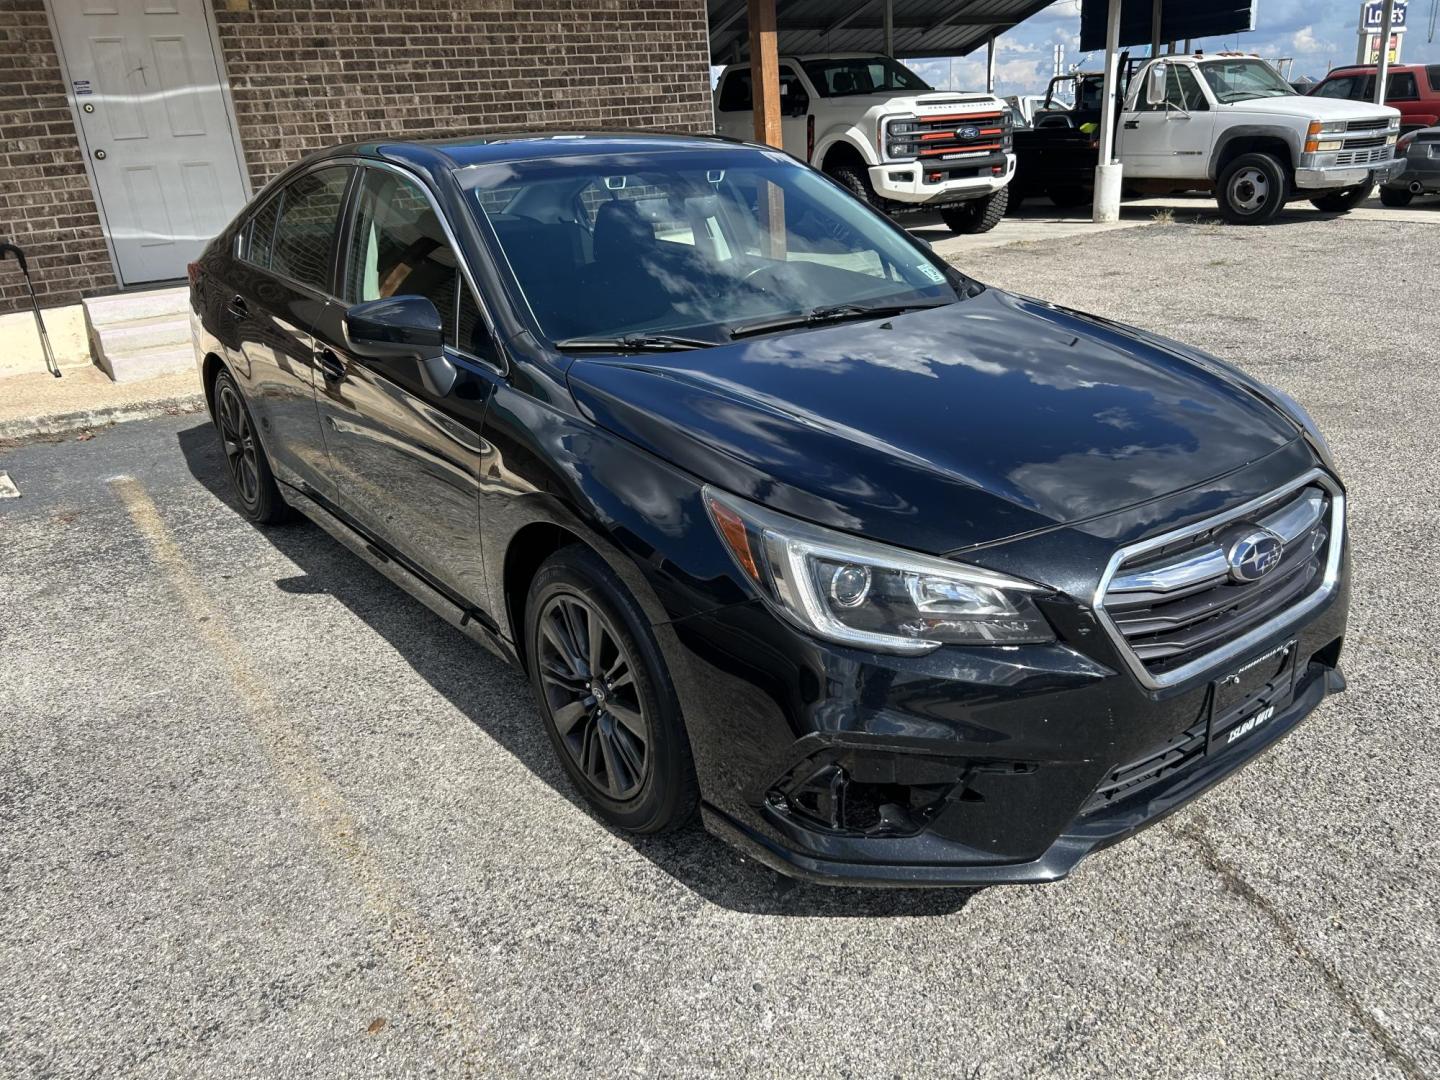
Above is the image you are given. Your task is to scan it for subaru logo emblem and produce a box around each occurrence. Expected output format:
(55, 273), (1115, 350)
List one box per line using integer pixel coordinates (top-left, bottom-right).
(1227, 528), (1284, 583)
(957, 125), (980, 140)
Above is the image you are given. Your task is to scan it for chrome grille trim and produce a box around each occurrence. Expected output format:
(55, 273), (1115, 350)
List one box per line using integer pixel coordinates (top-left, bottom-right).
(1093, 469), (1345, 691)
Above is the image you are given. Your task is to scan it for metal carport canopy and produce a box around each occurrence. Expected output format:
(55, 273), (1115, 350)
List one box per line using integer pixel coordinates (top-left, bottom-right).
(708, 0), (1060, 60)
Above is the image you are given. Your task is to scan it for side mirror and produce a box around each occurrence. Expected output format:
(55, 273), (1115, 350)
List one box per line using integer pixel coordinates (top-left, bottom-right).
(1146, 62), (1168, 107)
(343, 295), (458, 397)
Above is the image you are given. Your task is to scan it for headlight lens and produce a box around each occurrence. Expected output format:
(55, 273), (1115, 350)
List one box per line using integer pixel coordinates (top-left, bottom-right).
(703, 487), (1055, 654)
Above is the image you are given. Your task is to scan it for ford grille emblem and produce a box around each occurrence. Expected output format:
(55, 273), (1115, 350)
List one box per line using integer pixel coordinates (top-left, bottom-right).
(1227, 529), (1284, 583)
(957, 125), (980, 140)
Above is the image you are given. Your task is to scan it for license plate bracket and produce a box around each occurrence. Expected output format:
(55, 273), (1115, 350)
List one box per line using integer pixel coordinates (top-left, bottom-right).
(1208, 640), (1296, 752)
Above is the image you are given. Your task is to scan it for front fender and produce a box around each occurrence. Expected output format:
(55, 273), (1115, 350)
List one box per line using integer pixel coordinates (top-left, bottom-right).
(1208, 124), (1303, 180)
(813, 129), (878, 168)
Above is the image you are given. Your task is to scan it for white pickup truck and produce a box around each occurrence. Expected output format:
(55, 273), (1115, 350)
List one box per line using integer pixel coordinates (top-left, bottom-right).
(1120, 53), (1404, 223)
(713, 53), (1015, 233)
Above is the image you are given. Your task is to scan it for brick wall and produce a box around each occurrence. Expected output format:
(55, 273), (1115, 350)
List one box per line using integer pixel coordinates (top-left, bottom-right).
(215, 0), (716, 191)
(0, 1), (118, 312)
(0, 0), (713, 315)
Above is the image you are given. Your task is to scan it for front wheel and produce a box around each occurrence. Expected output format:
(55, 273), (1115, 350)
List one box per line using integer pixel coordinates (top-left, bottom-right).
(1379, 186), (1414, 208)
(1216, 152), (1287, 225)
(940, 187), (1008, 234)
(525, 545), (699, 835)
(1310, 184), (1372, 213)
(827, 163), (881, 209)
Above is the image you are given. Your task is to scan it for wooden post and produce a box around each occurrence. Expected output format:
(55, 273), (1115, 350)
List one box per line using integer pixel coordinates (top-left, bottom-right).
(747, 0), (786, 258)
(747, 0), (781, 149)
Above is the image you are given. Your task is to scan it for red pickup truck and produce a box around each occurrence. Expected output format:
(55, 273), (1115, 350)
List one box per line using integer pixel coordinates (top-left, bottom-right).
(1310, 64), (1440, 135)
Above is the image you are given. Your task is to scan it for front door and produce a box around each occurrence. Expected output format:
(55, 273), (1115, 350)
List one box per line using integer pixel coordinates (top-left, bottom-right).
(1119, 63), (1216, 180)
(49, 0), (250, 285)
(310, 166), (501, 605)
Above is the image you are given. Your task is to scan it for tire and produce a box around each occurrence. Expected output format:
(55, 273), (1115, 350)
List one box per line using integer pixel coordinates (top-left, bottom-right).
(211, 368), (292, 524)
(1216, 152), (1288, 225)
(940, 187), (1008, 234)
(525, 545), (699, 835)
(1047, 186), (1091, 209)
(1379, 186), (1414, 208)
(1310, 184), (1372, 213)
(827, 163), (881, 209)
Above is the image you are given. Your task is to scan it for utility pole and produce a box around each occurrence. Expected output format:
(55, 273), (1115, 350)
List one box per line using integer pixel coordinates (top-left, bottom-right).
(1375, 0), (1395, 102)
(1094, 0), (1124, 221)
(986, 34), (997, 93)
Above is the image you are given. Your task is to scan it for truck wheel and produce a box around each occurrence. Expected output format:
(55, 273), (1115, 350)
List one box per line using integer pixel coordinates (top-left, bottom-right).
(1310, 184), (1372, 213)
(828, 164), (881, 209)
(1379, 186), (1414, 208)
(940, 188), (1008, 234)
(1216, 153), (1287, 225)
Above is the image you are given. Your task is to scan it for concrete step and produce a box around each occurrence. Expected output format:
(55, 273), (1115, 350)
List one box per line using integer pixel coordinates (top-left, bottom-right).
(82, 286), (189, 327)
(95, 342), (196, 384)
(93, 311), (191, 354)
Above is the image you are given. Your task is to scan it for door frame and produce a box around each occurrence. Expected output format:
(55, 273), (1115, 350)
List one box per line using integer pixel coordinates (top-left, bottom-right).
(43, 0), (254, 289)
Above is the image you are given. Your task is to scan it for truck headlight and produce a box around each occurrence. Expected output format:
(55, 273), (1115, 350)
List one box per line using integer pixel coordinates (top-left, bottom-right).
(704, 487), (1054, 654)
(888, 141), (919, 159)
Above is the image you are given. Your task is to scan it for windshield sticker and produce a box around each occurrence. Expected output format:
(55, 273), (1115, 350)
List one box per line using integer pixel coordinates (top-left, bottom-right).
(916, 263), (945, 283)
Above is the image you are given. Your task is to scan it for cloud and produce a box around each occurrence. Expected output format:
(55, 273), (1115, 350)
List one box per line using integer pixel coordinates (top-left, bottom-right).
(1291, 26), (1329, 54)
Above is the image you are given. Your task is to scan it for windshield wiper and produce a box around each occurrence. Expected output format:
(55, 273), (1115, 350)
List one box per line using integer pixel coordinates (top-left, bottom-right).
(553, 333), (717, 353)
(728, 300), (952, 340)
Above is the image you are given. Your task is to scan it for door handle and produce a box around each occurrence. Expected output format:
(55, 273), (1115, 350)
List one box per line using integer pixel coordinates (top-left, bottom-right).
(315, 348), (346, 381)
(1123, 120), (1140, 129)
(227, 294), (249, 318)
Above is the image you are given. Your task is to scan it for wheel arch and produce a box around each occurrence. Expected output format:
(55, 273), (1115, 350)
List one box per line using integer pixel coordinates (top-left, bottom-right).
(818, 133), (876, 173)
(1209, 127), (1298, 181)
(201, 351), (227, 419)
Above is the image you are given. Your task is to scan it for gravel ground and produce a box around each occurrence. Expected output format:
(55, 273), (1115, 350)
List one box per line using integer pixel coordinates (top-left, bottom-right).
(2, 217), (1437, 1079)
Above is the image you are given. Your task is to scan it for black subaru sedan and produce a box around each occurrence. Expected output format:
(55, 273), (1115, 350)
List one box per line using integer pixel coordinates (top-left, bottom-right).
(188, 132), (1348, 887)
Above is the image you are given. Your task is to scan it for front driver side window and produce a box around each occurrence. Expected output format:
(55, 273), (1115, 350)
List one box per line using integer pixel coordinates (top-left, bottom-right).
(345, 168), (492, 358)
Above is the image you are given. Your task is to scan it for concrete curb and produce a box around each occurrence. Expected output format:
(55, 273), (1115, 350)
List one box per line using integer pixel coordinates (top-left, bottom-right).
(0, 392), (207, 442)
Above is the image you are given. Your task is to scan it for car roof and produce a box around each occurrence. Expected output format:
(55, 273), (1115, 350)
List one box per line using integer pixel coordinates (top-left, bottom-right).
(1324, 63), (1427, 74)
(314, 131), (753, 173)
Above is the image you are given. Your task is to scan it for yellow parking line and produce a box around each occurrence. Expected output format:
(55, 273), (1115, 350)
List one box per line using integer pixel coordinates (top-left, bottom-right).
(110, 474), (496, 1069)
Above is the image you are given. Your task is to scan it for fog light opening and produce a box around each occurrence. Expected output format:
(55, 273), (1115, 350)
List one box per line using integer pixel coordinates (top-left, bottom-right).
(767, 757), (959, 837)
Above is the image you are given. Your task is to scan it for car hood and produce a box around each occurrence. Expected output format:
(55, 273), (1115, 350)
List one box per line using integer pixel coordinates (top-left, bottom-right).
(1229, 94), (1400, 123)
(565, 289), (1300, 555)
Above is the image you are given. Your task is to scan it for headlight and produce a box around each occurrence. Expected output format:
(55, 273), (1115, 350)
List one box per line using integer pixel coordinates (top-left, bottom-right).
(1316, 139), (1343, 152)
(703, 487), (1055, 654)
(888, 118), (920, 135)
(888, 141), (918, 158)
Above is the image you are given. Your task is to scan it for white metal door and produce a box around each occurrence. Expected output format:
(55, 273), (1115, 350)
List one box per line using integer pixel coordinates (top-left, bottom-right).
(50, 0), (249, 285)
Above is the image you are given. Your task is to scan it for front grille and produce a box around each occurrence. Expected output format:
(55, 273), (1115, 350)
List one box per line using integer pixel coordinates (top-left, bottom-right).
(1336, 145), (1394, 166)
(1347, 117), (1390, 132)
(1099, 481), (1337, 683)
(904, 110), (1008, 161)
(1342, 135), (1388, 149)
(1081, 718), (1208, 813)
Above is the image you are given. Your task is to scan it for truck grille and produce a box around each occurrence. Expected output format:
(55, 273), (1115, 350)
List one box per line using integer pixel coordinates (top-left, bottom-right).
(906, 111), (1008, 160)
(1096, 473), (1343, 689)
(1342, 135), (1388, 149)
(1335, 145), (1394, 166)
(1346, 117), (1391, 132)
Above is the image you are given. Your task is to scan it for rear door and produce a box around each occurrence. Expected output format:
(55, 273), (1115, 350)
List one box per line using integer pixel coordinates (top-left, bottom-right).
(224, 165), (351, 493)
(309, 165), (502, 604)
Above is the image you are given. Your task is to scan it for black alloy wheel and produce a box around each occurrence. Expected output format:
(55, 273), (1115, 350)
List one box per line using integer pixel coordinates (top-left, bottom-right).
(536, 592), (650, 801)
(525, 546), (699, 834)
(212, 369), (291, 524)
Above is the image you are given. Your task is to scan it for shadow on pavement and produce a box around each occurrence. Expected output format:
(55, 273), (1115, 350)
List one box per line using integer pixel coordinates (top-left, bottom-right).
(176, 420), (978, 919)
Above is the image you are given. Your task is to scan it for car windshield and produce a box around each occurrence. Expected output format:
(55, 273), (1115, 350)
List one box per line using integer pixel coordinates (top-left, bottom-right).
(459, 148), (968, 345)
(1200, 59), (1296, 103)
(801, 57), (933, 97)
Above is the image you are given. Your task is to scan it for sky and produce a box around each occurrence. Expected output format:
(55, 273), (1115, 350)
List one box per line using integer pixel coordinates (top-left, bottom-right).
(900, 0), (1440, 96)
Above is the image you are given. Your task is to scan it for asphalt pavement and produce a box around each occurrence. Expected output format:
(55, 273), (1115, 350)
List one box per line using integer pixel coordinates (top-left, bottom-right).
(2, 215), (1437, 1078)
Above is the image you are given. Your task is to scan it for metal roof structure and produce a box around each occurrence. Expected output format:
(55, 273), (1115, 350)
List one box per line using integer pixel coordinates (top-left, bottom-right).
(707, 0), (1060, 62)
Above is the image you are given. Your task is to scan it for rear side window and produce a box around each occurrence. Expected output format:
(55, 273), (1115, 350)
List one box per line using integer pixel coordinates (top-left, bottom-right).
(1429, 65), (1440, 93)
(1388, 72), (1419, 100)
(718, 70), (752, 112)
(269, 167), (351, 292)
(241, 196), (280, 270)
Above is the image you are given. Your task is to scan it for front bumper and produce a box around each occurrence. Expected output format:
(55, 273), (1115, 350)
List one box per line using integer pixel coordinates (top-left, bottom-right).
(662, 482), (1350, 888)
(870, 152), (1015, 205)
(1294, 156), (1404, 190)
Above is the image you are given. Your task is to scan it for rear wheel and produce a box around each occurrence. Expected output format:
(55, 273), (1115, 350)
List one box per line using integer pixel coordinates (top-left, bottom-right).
(940, 187), (1008, 234)
(212, 368), (291, 524)
(1310, 184), (1372, 213)
(827, 163), (881, 209)
(525, 546), (699, 834)
(1379, 186), (1414, 207)
(1216, 152), (1287, 225)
